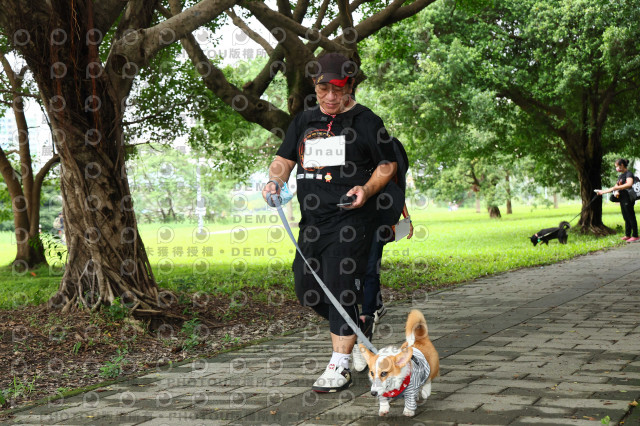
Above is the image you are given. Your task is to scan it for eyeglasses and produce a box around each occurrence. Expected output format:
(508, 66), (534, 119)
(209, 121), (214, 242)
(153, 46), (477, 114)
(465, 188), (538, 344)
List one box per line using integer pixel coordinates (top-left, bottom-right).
(315, 83), (348, 96)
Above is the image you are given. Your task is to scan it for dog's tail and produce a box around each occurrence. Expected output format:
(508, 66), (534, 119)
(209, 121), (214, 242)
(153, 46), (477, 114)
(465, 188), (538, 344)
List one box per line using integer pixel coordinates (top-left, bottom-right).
(559, 221), (570, 230)
(405, 310), (440, 380)
(405, 309), (429, 347)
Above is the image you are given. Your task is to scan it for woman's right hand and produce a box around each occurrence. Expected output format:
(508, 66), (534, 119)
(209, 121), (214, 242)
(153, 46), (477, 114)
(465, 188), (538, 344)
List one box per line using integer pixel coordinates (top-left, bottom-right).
(262, 180), (280, 204)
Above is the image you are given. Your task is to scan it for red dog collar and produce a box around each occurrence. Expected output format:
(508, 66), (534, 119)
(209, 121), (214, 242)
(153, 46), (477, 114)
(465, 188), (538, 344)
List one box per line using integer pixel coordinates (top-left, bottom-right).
(382, 374), (411, 398)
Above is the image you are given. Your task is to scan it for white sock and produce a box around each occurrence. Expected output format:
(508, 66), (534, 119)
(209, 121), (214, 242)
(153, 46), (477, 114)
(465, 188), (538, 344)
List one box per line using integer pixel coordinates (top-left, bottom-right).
(329, 351), (351, 369)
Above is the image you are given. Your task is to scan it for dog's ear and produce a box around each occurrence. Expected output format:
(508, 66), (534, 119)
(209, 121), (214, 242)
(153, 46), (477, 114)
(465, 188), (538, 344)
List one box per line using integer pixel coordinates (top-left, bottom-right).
(395, 346), (413, 367)
(359, 344), (375, 364)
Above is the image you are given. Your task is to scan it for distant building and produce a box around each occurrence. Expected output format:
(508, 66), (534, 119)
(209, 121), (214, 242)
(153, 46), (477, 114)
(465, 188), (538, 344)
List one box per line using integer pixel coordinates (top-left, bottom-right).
(0, 114), (14, 146)
(0, 102), (53, 170)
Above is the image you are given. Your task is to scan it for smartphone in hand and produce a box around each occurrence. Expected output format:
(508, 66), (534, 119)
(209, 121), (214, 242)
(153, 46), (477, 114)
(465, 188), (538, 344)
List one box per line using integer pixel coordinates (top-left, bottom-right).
(337, 195), (357, 207)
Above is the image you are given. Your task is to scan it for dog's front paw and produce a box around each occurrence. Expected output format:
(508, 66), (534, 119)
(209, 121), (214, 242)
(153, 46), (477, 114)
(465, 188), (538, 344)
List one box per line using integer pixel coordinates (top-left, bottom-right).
(379, 401), (390, 416)
(403, 408), (416, 417)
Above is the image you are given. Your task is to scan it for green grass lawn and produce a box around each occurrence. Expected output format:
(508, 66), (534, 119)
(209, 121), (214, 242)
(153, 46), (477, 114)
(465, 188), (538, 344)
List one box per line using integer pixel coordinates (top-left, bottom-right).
(382, 202), (625, 288)
(0, 201), (627, 309)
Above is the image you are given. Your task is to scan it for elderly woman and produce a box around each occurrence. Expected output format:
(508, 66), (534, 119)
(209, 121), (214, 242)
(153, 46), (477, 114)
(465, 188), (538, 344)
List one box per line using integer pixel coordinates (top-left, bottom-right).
(262, 53), (397, 392)
(597, 158), (638, 242)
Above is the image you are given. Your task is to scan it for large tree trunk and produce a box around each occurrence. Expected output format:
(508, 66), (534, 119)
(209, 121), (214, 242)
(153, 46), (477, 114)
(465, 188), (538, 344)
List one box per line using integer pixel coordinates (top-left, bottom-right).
(575, 158), (611, 235)
(3, 189), (48, 270)
(564, 133), (613, 235)
(488, 206), (501, 218)
(49, 119), (158, 313)
(0, 53), (50, 269)
(13, 211), (47, 270)
(6, 0), (160, 314)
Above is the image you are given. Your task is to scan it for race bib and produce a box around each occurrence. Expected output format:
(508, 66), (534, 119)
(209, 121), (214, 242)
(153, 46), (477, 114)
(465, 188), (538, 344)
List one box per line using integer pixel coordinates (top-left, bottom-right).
(303, 135), (346, 168)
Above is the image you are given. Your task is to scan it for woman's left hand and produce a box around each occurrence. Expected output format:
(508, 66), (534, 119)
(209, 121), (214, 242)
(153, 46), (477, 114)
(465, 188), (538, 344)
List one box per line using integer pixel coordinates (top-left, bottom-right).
(345, 185), (369, 209)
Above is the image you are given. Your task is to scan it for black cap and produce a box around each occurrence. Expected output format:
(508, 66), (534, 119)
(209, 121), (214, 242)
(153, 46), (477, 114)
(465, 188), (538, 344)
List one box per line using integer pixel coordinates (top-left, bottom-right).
(313, 53), (357, 87)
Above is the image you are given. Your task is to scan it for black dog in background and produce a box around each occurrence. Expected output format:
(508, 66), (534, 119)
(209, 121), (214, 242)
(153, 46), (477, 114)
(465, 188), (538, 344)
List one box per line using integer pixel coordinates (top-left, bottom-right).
(530, 221), (571, 246)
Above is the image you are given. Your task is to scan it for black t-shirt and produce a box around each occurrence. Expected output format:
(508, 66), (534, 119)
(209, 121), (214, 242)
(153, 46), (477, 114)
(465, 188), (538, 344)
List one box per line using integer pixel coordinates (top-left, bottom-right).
(618, 171), (634, 186)
(276, 104), (397, 230)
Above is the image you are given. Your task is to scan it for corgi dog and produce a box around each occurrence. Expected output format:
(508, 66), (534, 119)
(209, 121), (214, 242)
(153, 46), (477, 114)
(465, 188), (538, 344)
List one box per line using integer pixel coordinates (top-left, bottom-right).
(359, 309), (439, 417)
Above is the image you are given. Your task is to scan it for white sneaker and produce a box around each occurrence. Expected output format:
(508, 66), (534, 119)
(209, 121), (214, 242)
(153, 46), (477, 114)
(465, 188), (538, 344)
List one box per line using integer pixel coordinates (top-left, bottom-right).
(311, 364), (352, 392)
(352, 344), (368, 372)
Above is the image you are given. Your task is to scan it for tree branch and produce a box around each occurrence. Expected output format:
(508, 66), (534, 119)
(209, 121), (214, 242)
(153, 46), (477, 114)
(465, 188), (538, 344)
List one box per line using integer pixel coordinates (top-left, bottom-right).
(498, 88), (568, 140)
(225, 8), (273, 55)
(313, 0), (331, 28)
(337, 0), (357, 50)
(613, 83), (639, 98)
(124, 141), (157, 148)
(239, 0), (317, 98)
(17, 65), (28, 81)
(349, 0), (409, 43)
(500, 86), (566, 120)
(337, 0), (354, 32)
(243, 0), (366, 99)
(245, 44), (286, 98)
(1, 49), (34, 216)
(106, 0), (159, 101)
(142, 0), (238, 57)
(389, 0), (439, 23)
(244, 0), (366, 99)
(31, 153), (60, 236)
(0, 88), (40, 99)
(319, 0), (370, 36)
(292, 0), (311, 23)
(33, 155), (60, 191)
(0, 51), (18, 89)
(596, 80), (617, 130)
(164, 1), (291, 133)
(0, 145), (23, 202)
(277, 0), (293, 19)
(239, 0), (350, 55)
(107, 0), (236, 101)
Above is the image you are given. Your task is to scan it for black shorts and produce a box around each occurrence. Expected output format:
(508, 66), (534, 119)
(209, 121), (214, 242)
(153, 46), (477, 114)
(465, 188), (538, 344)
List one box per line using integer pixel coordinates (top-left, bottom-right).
(293, 223), (373, 307)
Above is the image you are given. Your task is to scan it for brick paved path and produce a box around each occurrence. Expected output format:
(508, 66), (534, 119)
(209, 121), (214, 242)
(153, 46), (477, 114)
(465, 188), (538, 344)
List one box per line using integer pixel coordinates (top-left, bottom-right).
(7, 243), (640, 425)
